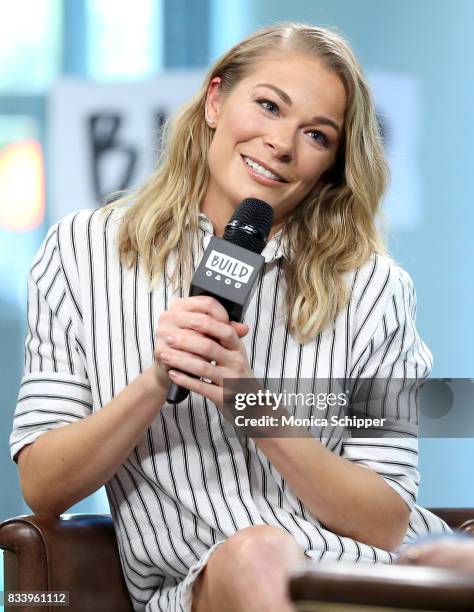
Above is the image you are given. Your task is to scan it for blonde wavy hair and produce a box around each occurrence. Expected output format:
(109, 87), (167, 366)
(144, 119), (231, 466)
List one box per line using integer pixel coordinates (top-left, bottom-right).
(106, 22), (388, 343)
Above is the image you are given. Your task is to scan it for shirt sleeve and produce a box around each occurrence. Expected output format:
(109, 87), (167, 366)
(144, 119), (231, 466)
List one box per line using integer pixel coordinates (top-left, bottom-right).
(341, 263), (432, 512)
(10, 223), (92, 463)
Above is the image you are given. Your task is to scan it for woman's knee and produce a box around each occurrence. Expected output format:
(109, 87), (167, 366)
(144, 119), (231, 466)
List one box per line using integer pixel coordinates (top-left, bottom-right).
(213, 525), (304, 571)
(192, 526), (304, 612)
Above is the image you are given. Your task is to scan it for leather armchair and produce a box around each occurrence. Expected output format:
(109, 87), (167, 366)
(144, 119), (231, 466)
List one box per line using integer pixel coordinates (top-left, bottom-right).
(1, 509), (473, 612)
(0, 514), (133, 612)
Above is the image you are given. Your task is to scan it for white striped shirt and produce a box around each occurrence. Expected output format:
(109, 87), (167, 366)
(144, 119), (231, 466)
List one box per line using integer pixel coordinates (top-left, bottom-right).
(10, 207), (448, 612)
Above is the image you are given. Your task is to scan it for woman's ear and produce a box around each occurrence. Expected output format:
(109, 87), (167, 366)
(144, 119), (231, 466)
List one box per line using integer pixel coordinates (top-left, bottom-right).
(205, 77), (223, 127)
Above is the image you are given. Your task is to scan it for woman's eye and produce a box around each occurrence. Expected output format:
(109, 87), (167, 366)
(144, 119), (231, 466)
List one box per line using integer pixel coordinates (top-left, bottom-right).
(257, 99), (279, 114)
(308, 130), (329, 148)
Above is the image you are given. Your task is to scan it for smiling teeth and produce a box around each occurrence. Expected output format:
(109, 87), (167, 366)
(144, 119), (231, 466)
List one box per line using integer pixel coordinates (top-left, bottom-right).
(244, 157), (280, 180)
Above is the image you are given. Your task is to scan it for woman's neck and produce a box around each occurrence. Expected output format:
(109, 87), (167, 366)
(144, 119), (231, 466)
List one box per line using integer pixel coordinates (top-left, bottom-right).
(199, 196), (233, 238)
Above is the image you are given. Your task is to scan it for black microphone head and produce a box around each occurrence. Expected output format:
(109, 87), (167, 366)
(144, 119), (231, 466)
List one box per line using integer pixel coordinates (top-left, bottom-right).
(223, 198), (274, 254)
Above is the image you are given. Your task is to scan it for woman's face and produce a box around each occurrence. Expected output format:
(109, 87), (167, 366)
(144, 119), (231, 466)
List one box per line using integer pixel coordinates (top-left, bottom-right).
(202, 53), (347, 234)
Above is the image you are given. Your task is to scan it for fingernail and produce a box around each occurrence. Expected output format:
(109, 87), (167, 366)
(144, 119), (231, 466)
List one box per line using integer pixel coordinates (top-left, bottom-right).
(161, 352), (170, 360)
(167, 335), (175, 344)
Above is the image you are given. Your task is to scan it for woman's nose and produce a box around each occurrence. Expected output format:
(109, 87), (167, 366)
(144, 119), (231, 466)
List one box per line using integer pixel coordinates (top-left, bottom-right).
(263, 125), (295, 162)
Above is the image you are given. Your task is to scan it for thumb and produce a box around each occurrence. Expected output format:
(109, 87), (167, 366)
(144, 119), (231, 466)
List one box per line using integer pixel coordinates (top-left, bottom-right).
(231, 321), (250, 337)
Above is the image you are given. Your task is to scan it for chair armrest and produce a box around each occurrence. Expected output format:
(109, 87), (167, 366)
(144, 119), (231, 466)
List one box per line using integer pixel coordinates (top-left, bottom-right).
(428, 508), (474, 534)
(0, 514), (133, 612)
(289, 562), (474, 610)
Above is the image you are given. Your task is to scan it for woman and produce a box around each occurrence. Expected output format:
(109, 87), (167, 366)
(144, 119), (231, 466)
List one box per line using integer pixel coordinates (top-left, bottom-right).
(11, 23), (448, 612)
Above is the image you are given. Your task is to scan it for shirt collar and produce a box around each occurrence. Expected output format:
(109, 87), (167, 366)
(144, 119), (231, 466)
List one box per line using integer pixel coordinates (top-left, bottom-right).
(197, 213), (286, 263)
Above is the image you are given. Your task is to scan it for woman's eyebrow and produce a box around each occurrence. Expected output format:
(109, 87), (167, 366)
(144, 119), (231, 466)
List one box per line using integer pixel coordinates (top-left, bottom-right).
(254, 82), (341, 135)
(255, 83), (293, 106)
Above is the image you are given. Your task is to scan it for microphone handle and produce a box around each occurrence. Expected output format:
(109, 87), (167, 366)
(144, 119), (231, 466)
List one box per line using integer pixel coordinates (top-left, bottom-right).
(165, 243), (255, 404)
(167, 380), (190, 404)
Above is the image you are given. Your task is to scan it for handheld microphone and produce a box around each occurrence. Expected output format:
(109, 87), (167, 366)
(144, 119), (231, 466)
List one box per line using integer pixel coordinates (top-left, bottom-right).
(167, 198), (274, 404)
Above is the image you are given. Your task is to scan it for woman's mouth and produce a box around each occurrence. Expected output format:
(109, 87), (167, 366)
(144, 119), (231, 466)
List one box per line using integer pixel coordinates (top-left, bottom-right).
(242, 155), (287, 185)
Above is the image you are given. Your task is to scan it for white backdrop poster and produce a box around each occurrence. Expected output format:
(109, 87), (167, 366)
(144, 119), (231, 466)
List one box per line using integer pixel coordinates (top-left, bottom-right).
(48, 71), (204, 223)
(49, 71), (421, 230)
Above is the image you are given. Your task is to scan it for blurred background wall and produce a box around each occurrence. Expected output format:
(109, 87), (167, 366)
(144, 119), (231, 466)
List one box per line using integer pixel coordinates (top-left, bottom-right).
(1, 0), (473, 588)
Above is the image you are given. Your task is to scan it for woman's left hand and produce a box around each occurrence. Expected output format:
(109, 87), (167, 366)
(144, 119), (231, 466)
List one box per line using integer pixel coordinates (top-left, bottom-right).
(158, 306), (255, 408)
(397, 538), (474, 572)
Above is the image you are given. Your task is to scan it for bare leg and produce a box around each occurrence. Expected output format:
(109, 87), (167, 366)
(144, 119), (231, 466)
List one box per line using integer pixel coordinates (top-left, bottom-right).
(192, 525), (306, 612)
